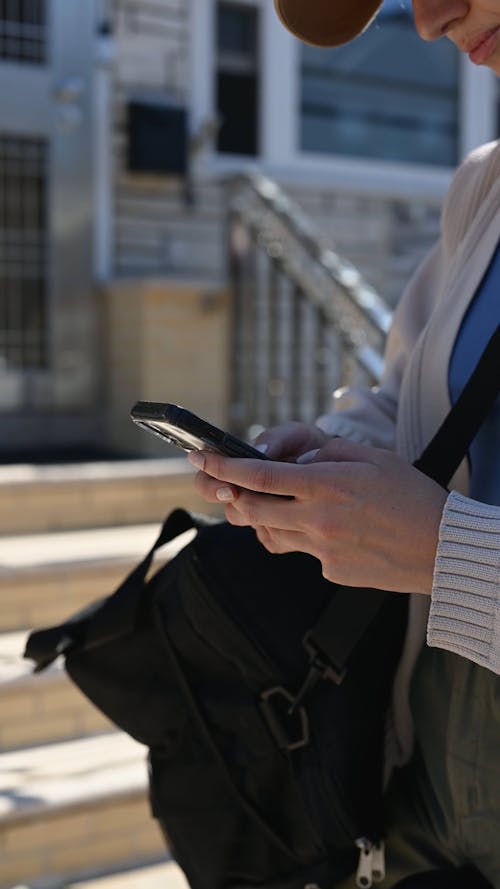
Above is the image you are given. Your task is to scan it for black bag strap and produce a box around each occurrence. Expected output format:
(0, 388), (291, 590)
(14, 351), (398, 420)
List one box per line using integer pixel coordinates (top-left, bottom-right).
(414, 324), (500, 482)
(25, 509), (219, 671)
(302, 323), (500, 685)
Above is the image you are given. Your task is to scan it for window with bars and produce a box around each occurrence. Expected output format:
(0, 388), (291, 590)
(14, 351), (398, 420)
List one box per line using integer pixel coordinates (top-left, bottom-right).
(0, 136), (48, 370)
(0, 0), (47, 64)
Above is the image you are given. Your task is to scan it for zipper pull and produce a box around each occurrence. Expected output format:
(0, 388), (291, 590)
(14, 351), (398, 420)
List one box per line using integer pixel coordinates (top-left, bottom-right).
(355, 838), (374, 889)
(372, 840), (385, 883)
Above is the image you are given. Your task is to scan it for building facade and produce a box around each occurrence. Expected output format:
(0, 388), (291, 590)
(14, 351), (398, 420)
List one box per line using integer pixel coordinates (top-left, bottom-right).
(0, 0), (497, 457)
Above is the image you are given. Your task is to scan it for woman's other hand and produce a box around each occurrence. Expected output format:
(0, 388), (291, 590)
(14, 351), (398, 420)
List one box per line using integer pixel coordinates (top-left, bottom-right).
(253, 421), (329, 461)
(189, 438), (448, 596)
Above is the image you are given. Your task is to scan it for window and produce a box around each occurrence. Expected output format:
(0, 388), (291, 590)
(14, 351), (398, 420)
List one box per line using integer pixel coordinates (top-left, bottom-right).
(0, 0), (47, 65)
(216, 2), (259, 156)
(300, 0), (459, 167)
(0, 135), (48, 369)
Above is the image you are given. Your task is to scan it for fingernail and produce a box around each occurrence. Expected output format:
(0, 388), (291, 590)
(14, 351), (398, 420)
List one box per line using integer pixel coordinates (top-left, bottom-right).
(296, 449), (319, 464)
(216, 486), (235, 502)
(255, 443), (268, 454)
(188, 451), (205, 470)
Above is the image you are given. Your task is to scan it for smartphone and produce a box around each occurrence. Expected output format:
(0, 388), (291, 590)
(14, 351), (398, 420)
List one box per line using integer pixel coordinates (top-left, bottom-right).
(130, 402), (268, 460)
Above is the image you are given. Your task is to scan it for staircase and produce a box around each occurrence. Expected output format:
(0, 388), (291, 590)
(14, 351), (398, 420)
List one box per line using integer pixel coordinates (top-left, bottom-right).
(0, 457), (213, 889)
(0, 173), (395, 889)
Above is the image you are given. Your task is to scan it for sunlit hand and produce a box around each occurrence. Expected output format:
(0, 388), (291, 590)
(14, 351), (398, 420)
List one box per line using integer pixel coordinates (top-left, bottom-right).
(189, 438), (448, 596)
(194, 422), (328, 504)
(253, 421), (329, 461)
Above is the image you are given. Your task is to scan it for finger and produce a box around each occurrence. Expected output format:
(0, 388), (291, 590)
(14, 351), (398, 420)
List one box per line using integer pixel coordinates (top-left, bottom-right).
(253, 422), (326, 461)
(188, 451), (313, 498)
(193, 469), (240, 504)
(256, 525), (316, 558)
(255, 525), (274, 549)
(255, 525), (296, 554)
(225, 488), (304, 531)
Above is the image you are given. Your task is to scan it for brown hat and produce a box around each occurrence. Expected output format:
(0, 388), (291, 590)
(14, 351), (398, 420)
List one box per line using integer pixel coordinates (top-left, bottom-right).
(274, 0), (384, 47)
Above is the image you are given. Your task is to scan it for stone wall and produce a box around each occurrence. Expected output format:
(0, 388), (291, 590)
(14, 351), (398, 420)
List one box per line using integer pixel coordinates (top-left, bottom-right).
(112, 1), (227, 282)
(103, 279), (230, 456)
(293, 188), (441, 308)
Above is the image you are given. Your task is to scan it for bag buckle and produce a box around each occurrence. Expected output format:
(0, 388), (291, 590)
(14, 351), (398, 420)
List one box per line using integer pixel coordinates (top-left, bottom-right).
(286, 631), (347, 717)
(303, 631), (347, 686)
(260, 686), (310, 751)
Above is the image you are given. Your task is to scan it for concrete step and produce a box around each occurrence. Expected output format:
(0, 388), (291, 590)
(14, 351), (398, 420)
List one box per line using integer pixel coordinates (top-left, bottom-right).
(0, 733), (168, 889)
(0, 457), (209, 534)
(0, 522), (196, 633)
(0, 631), (113, 751)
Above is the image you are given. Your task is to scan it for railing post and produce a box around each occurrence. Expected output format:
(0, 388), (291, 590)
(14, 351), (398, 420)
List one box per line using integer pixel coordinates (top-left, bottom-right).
(226, 173), (392, 438)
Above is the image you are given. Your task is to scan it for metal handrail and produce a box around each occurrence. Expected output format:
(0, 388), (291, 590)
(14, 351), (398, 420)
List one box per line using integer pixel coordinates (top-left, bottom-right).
(227, 172), (393, 436)
(243, 172), (392, 337)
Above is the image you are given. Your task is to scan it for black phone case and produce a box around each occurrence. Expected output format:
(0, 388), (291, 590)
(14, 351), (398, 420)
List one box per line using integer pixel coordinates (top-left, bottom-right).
(130, 402), (268, 460)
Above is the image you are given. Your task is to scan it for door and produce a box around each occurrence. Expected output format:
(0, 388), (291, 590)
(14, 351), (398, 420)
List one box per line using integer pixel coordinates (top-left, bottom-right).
(0, 0), (97, 453)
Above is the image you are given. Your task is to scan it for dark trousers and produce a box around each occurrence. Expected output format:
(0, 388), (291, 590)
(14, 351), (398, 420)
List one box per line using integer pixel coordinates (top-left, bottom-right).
(338, 645), (500, 888)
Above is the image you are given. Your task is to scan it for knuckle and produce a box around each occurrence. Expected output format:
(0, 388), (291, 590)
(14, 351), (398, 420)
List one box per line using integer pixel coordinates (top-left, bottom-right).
(253, 463), (276, 492)
(257, 527), (275, 551)
(264, 537), (279, 554)
(225, 504), (242, 525)
(244, 499), (262, 527)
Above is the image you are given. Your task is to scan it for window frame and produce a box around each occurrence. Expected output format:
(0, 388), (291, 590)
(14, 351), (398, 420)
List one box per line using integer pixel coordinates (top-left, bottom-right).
(189, 0), (498, 200)
(215, 0), (261, 157)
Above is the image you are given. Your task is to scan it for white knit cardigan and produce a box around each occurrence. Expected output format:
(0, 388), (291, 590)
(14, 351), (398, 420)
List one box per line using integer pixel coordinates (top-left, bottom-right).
(317, 139), (500, 762)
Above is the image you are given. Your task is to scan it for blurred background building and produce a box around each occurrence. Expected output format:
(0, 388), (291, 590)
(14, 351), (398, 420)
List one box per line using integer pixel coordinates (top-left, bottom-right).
(0, 0), (496, 462)
(1, 4), (499, 888)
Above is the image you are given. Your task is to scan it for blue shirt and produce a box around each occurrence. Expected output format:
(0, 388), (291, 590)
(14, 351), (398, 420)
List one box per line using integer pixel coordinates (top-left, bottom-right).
(449, 244), (500, 506)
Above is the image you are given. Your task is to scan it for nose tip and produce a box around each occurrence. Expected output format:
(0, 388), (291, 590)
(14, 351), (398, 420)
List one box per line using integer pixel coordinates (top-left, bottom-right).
(413, 0), (469, 41)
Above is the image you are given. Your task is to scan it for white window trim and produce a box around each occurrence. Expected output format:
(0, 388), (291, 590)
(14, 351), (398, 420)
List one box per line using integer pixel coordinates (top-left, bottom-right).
(460, 58), (497, 157)
(93, 19), (115, 281)
(190, 0), (498, 202)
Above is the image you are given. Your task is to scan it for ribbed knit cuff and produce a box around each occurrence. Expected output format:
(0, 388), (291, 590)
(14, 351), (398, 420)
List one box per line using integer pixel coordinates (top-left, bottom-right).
(428, 490), (500, 674)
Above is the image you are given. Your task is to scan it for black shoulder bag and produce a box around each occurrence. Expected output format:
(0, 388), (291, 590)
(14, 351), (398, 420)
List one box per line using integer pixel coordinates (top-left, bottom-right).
(25, 326), (500, 889)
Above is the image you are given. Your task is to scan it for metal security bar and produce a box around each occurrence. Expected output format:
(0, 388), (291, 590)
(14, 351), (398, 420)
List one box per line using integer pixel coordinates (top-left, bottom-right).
(228, 173), (393, 437)
(0, 0), (47, 64)
(0, 135), (48, 370)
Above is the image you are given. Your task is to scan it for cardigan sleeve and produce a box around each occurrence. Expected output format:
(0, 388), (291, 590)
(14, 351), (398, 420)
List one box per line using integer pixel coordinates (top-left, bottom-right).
(316, 142), (500, 451)
(428, 490), (500, 675)
(316, 240), (444, 450)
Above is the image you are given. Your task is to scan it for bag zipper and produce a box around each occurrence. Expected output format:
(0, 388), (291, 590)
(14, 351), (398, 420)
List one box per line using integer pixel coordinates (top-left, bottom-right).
(355, 838), (385, 888)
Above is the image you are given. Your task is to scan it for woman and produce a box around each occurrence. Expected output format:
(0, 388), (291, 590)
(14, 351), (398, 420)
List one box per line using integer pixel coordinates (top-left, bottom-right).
(190, 1), (500, 885)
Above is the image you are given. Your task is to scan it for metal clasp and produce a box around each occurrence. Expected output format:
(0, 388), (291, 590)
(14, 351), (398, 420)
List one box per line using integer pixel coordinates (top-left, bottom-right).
(286, 631), (347, 717)
(303, 631), (347, 686)
(260, 686), (310, 751)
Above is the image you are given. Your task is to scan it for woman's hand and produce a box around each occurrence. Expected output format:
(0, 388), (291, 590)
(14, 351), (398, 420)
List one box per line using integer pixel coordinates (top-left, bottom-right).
(192, 421), (328, 500)
(253, 421), (329, 461)
(189, 438), (448, 596)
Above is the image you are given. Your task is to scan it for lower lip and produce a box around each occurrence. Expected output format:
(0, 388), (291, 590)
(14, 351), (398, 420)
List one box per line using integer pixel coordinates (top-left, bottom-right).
(469, 28), (500, 65)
